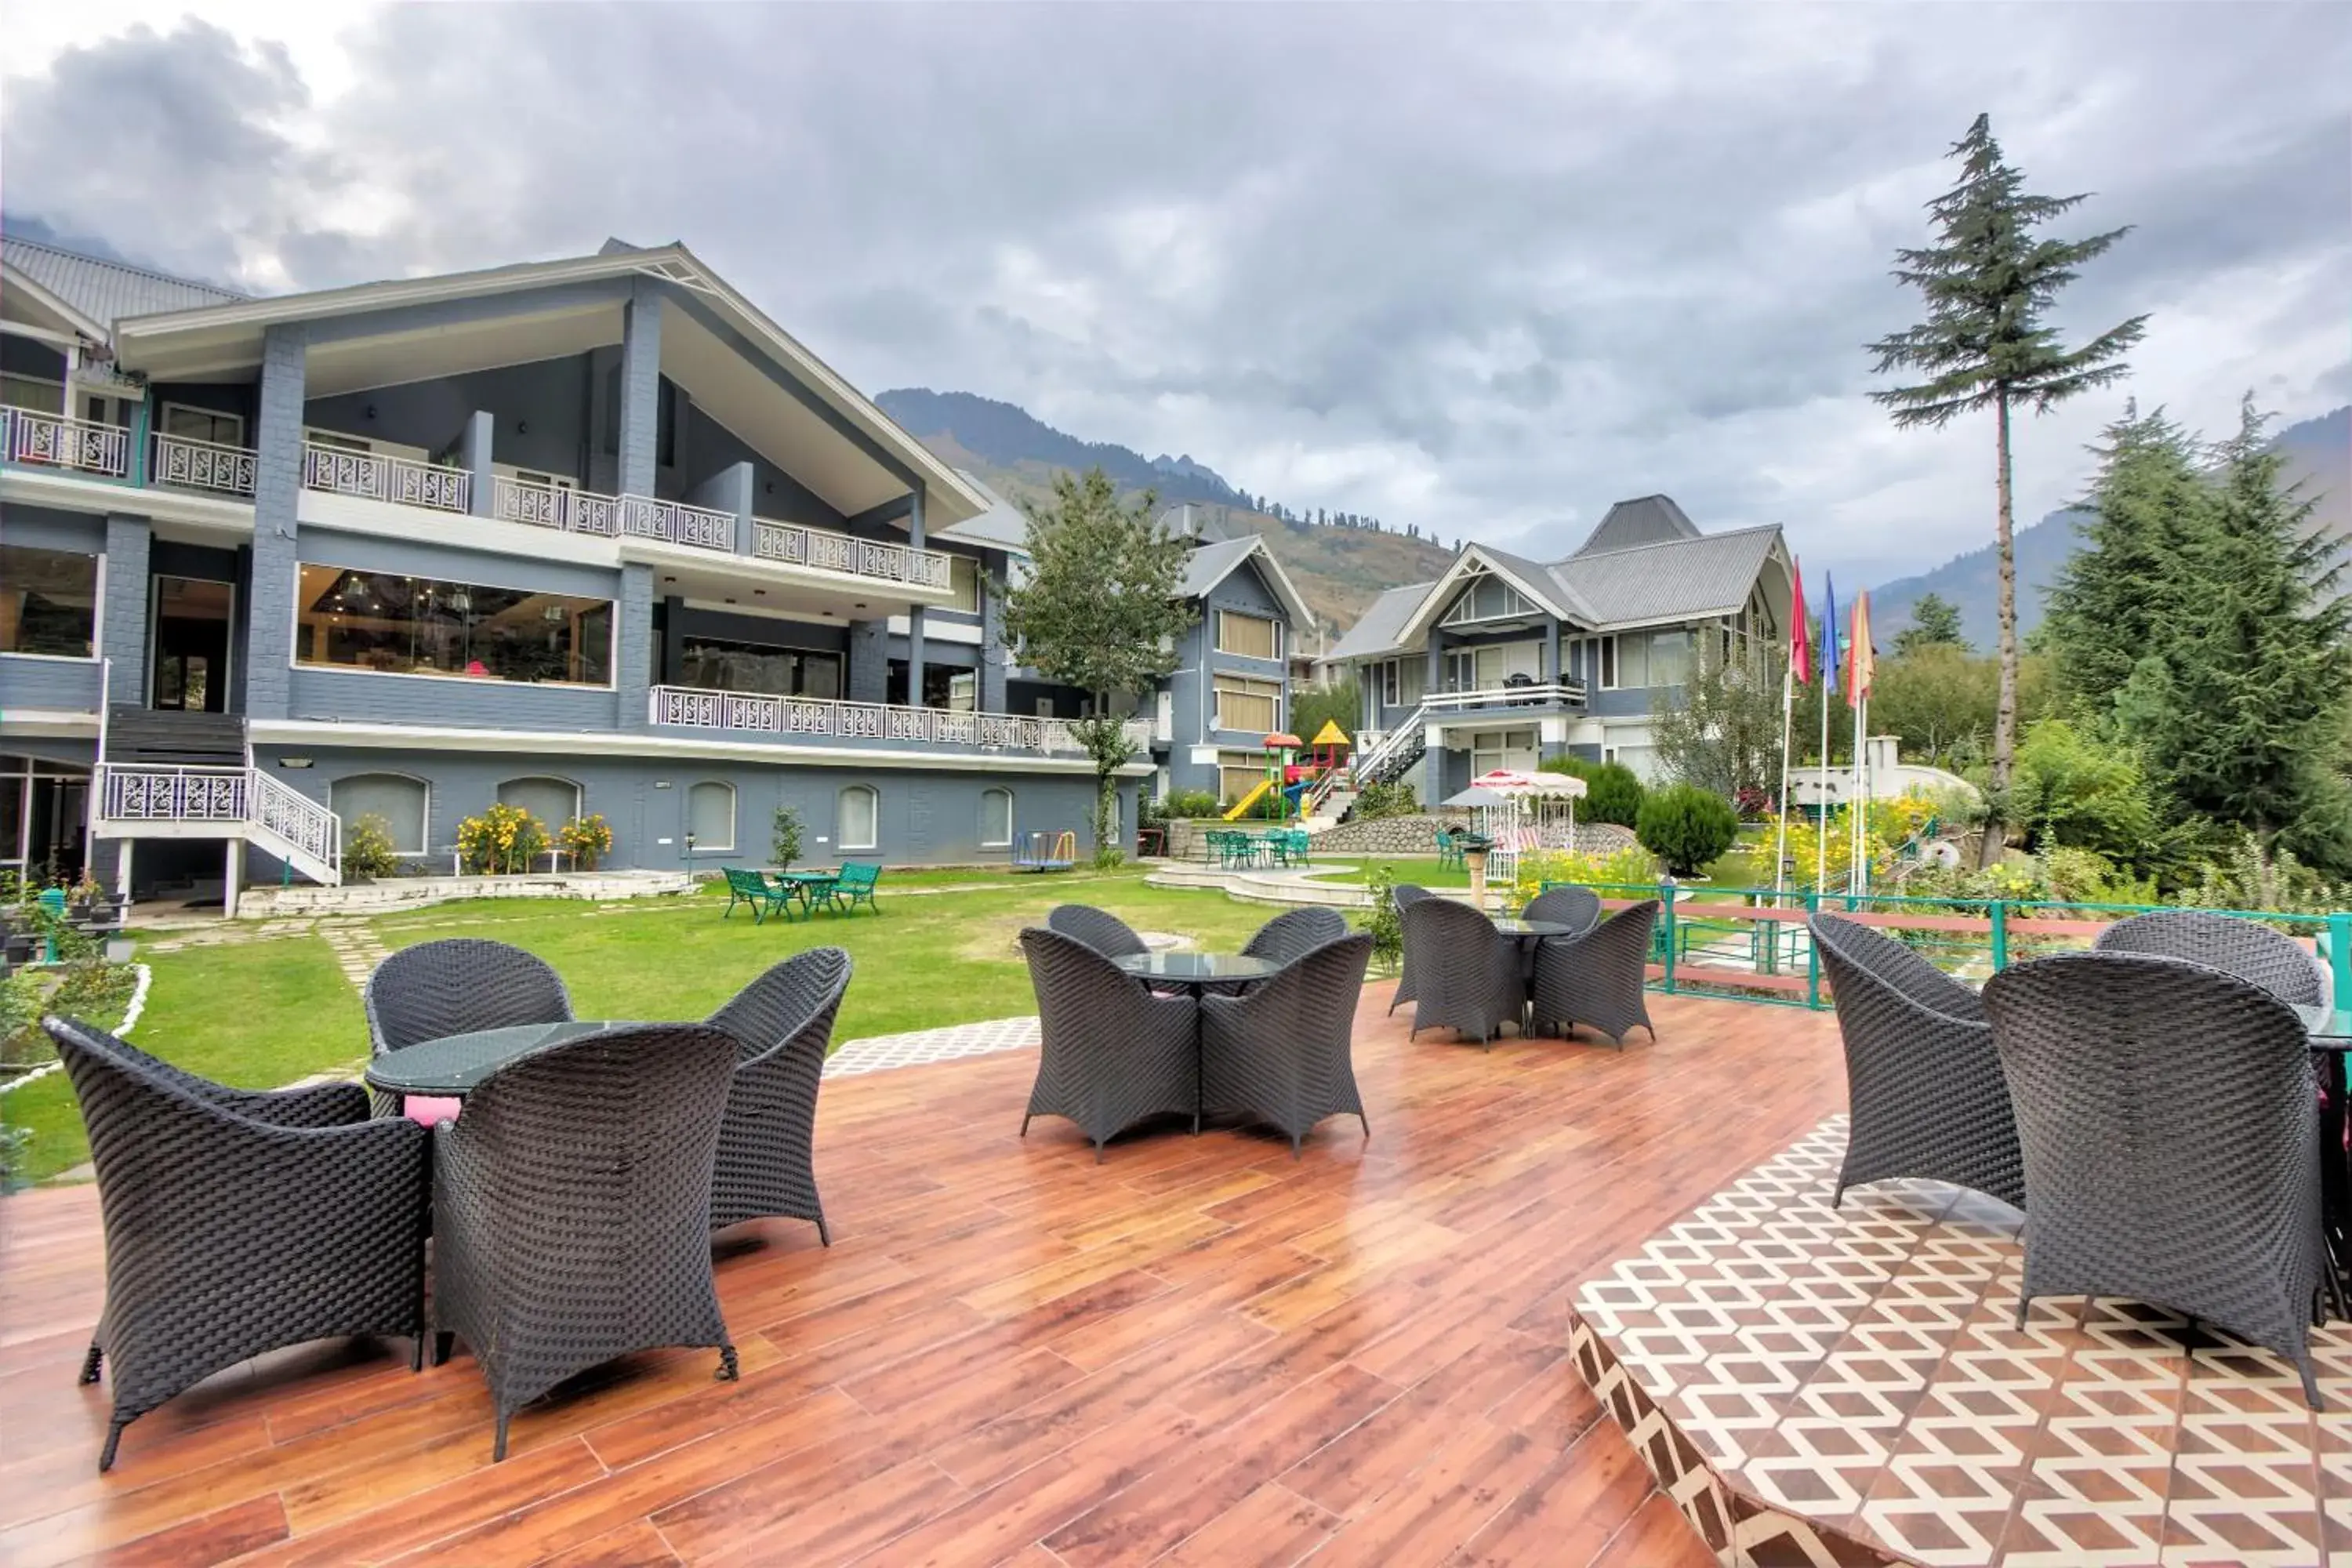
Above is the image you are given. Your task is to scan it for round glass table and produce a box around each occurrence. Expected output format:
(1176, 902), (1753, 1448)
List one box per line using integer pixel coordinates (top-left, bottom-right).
(363, 1021), (641, 1098)
(1110, 952), (1284, 988)
(1490, 919), (1574, 940)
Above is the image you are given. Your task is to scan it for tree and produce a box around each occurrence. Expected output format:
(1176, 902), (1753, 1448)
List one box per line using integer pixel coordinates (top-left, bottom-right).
(1866, 113), (2147, 860)
(1001, 467), (1197, 863)
(1891, 592), (1969, 655)
(2043, 405), (2209, 710)
(1287, 675), (1360, 756)
(1539, 755), (1646, 826)
(1650, 636), (1784, 801)
(1635, 784), (1740, 877)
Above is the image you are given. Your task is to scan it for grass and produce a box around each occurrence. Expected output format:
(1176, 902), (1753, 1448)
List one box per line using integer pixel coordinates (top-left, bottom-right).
(1298, 856), (1472, 890)
(5, 876), (1312, 1186)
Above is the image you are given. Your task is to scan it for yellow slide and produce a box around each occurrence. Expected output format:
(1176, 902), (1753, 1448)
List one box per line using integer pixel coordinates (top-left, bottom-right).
(1221, 779), (1273, 821)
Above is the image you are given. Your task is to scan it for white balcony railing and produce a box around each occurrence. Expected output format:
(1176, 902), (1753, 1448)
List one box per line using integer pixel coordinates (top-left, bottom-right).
(151, 432), (257, 496)
(1422, 681), (1588, 713)
(249, 766), (343, 870)
(648, 685), (1152, 758)
(96, 764), (341, 882)
(621, 495), (737, 552)
(491, 475), (622, 536)
(100, 764), (249, 824)
(303, 444), (471, 513)
(2, 407), (130, 478)
(753, 518), (954, 591)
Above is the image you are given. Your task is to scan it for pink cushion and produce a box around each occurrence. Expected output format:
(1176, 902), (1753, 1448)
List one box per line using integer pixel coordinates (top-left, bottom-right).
(402, 1095), (463, 1126)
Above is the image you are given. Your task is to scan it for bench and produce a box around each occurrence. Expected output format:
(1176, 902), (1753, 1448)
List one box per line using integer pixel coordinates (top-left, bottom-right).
(720, 866), (792, 924)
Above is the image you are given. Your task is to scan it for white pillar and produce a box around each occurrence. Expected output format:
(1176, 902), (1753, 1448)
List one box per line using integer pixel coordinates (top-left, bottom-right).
(223, 839), (241, 920)
(117, 839), (132, 901)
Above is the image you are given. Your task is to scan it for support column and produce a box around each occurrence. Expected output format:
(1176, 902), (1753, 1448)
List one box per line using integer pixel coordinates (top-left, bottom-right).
(459, 409), (495, 516)
(846, 620), (889, 704)
(616, 280), (665, 498)
(116, 840), (132, 902)
(100, 514), (153, 709)
(245, 322), (307, 721)
(978, 557), (1007, 713)
(617, 563), (655, 730)
(223, 839), (242, 920)
(1545, 621), (1563, 688)
(661, 593), (685, 686)
(905, 485), (927, 707)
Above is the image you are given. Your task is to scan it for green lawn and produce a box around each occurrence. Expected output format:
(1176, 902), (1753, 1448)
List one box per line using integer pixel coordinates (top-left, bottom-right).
(7, 877), (1311, 1186)
(1295, 856), (1472, 890)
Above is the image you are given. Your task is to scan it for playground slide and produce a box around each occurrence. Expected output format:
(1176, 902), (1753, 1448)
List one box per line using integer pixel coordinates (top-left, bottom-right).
(1283, 779), (1312, 810)
(1221, 779), (1274, 821)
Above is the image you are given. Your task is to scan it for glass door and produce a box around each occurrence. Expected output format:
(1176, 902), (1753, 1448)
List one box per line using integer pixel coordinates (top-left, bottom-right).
(150, 576), (235, 712)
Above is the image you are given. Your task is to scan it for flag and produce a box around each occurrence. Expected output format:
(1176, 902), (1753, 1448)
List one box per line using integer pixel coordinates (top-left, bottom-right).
(1847, 590), (1875, 706)
(1821, 573), (1842, 695)
(1787, 561), (1810, 685)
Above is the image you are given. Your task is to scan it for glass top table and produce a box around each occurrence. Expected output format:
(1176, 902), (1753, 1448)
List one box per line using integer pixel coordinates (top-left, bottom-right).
(2299, 1004), (2352, 1048)
(363, 1021), (641, 1098)
(1490, 919), (1574, 938)
(1112, 952), (1284, 985)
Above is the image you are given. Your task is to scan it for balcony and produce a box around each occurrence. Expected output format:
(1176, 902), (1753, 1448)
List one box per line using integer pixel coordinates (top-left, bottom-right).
(754, 516), (952, 591)
(151, 431), (257, 496)
(1422, 679), (1587, 715)
(302, 442), (472, 513)
(0, 406), (129, 478)
(648, 684), (1154, 759)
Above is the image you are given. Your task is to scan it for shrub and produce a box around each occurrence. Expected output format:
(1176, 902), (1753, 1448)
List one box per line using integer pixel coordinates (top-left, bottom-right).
(1539, 756), (1645, 826)
(1635, 785), (1739, 877)
(1352, 781), (1420, 821)
(343, 813), (400, 882)
(456, 802), (547, 876)
(1508, 845), (1658, 910)
(557, 813), (614, 871)
(771, 804), (805, 870)
(1357, 862), (1404, 971)
(1159, 789), (1223, 819)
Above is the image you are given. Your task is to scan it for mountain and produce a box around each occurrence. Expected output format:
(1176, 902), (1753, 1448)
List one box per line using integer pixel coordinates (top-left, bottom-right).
(877, 387), (1454, 637)
(1871, 405), (2350, 646)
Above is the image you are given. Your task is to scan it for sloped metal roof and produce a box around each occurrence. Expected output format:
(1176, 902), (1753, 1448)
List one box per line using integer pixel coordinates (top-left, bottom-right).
(1552, 523), (1782, 629)
(1325, 580), (1435, 661)
(1570, 494), (1701, 557)
(931, 469), (1033, 552)
(2, 238), (242, 339)
(1177, 534), (1315, 630)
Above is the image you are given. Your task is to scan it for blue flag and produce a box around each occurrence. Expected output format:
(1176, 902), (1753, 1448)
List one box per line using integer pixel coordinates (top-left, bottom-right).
(1821, 573), (1843, 694)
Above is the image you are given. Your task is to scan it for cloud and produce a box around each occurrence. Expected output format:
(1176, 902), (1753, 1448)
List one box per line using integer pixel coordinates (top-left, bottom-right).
(3, 1), (2344, 586)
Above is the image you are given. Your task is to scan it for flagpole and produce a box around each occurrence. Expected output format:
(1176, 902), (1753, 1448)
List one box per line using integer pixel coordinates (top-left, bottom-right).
(1849, 690), (1867, 898)
(1814, 670), (1831, 898)
(1772, 661), (1795, 902)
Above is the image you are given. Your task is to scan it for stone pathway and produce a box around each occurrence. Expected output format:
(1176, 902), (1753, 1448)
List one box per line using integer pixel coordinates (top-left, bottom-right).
(318, 920), (394, 995)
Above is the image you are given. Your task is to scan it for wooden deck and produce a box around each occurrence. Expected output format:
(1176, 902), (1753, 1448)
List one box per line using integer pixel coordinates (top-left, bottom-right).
(0, 990), (1849, 1566)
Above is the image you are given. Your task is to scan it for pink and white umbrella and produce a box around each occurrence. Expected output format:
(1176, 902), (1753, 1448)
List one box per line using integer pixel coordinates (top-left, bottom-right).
(1469, 768), (1585, 798)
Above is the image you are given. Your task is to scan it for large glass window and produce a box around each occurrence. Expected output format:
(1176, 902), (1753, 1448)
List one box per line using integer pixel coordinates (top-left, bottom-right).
(837, 785), (878, 851)
(1647, 630), (1692, 688)
(296, 565), (613, 686)
(1215, 610), (1279, 660)
(161, 403), (245, 446)
(1, 544), (99, 657)
(678, 636), (841, 700)
(1211, 677), (1280, 734)
(330, 773), (428, 855)
(979, 787), (1013, 848)
(688, 782), (735, 852)
(497, 777), (580, 833)
(947, 556), (982, 614)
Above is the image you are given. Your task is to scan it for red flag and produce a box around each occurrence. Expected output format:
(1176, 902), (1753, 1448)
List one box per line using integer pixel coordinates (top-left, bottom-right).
(1846, 590), (1875, 706)
(1787, 561), (1810, 685)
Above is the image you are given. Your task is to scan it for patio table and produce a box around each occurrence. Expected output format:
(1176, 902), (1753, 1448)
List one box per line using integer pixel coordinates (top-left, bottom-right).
(364, 1021), (642, 1098)
(1112, 952), (1284, 989)
(775, 870), (839, 919)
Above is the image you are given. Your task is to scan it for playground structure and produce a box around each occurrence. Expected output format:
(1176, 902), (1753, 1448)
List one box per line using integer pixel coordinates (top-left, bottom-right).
(1221, 723), (1351, 822)
(1010, 829), (1078, 871)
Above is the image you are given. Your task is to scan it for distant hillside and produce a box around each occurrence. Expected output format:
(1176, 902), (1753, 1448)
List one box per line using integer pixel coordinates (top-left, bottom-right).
(879, 388), (1454, 636)
(1873, 405), (2349, 644)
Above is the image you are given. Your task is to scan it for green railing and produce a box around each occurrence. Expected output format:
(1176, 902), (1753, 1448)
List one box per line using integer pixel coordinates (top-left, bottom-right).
(1541, 880), (2351, 1011)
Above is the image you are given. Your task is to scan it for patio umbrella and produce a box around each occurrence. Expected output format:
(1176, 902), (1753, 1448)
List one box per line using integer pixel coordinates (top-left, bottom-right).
(1442, 786), (1509, 808)
(1469, 768), (1586, 798)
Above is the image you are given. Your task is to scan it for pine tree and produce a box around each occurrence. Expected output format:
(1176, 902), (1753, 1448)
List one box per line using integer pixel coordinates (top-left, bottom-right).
(1866, 114), (2147, 859)
(1892, 592), (1970, 655)
(2044, 404), (2209, 711)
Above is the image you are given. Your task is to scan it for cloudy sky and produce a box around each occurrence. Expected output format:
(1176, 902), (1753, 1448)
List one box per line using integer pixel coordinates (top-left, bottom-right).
(2, 1), (2345, 583)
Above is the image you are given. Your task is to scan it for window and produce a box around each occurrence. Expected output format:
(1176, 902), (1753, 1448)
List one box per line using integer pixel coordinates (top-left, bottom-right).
(1377, 660), (1399, 707)
(497, 777), (580, 836)
(1215, 610), (1279, 661)
(837, 785), (878, 850)
(0, 545), (98, 657)
(1469, 729), (1539, 775)
(679, 636), (841, 699)
(687, 782), (735, 852)
(331, 774), (428, 855)
(979, 787), (1014, 848)
(1439, 575), (1537, 626)
(1210, 676), (1280, 734)
(1, 373), (65, 415)
(1647, 630), (1692, 688)
(1217, 753), (1268, 805)
(917, 666), (977, 711)
(296, 565), (614, 686)
(946, 556), (982, 614)
(161, 403), (245, 447)
(1443, 642), (1539, 692)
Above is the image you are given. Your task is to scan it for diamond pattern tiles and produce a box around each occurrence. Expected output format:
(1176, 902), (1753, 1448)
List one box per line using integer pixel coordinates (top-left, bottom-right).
(1570, 1116), (2344, 1567)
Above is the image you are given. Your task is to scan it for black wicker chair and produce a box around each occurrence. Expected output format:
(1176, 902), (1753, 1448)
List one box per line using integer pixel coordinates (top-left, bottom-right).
(363, 938), (574, 1117)
(1807, 913), (2022, 1208)
(1201, 934), (1374, 1156)
(1018, 927), (1200, 1158)
(44, 1015), (429, 1472)
(1523, 886), (1602, 937)
(2093, 909), (2328, 1008)
(1401, 897), (1525, 1047)
(1983, 951), (2328, 1408)
(1385, 884), (1436, 1016)
(1243, 906), (1351, 965)
(705, 948), (852, 1243)
(432, 1023), (741, 1461)
(1045, 904), (1149, 960)
(1529, 900), (1661, 1047)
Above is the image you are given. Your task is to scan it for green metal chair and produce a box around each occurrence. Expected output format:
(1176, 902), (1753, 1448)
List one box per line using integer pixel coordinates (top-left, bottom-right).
(720, 867), (790, 925)
(1435, 827), (1464, 872)
(825, 862), (882, 916)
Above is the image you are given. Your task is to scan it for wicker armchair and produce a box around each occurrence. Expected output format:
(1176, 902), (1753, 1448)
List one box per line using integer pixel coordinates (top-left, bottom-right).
(1529, 901), (1661, 1048)
(2094, 909), (2328, 1008)
(433, 1023), (741, 1461)
(1983, 951), (2328, 1408)
(1808, 913), (2021, 1208)
(1401, 897), (1525, 1047)
(1385, 884), (1436, 1015)
(44, 1015), (429, 1472)
(1046, 904), (1149, 960)
(1018, 927), (1200, 1158)
(1523, 886), (1602, 937)
(1201, 934), (1374, 1156)
(363, 938), (574, 1117)
(1243, 906), (1351, 965)
(705, 948), (852, 1243)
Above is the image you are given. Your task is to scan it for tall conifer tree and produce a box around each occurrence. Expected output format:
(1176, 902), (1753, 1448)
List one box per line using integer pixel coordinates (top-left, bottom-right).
(2044, 404), (2209, 710)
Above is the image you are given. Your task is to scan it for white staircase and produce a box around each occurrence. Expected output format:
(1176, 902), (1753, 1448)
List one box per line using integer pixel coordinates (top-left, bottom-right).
(95, 764), (343, 887)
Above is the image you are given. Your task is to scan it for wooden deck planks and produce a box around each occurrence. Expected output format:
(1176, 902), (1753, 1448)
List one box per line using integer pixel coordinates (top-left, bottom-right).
(0, 986), (1849, 1566)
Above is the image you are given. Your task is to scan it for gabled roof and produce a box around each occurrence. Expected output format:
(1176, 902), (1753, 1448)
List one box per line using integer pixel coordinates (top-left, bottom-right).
(1553, 524), (1783, 629)
(2, 237), (241, 339)
(1570, 494), (1700, 557)
(1178, 534), (1315, 632)
(1324, 580), (1432, 662)
(931, 470), (1033, 553)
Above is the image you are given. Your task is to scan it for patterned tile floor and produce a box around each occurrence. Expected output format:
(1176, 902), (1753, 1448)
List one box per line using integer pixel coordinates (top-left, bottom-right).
(821, 1014), (1040, 1078)
(1570, 1117), (2351, 1567)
